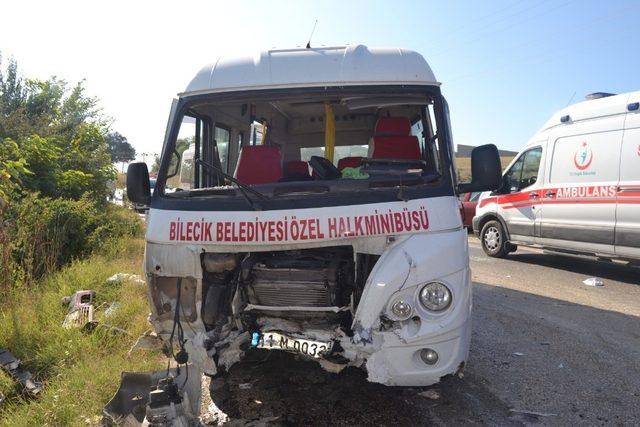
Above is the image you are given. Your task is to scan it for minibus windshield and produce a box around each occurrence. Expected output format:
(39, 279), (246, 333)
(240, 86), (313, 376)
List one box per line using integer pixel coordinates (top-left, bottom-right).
(158, 88), (451, 205)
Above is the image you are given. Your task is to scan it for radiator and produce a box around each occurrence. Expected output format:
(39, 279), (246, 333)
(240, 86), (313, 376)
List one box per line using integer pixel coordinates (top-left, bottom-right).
(249, 266), (334, 307)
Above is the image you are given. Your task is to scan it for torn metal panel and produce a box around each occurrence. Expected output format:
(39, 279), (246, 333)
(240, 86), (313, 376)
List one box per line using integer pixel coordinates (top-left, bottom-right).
(217, 332), (250, 372)
(184, 332), (217, 376)
(145, 243), (203, 279)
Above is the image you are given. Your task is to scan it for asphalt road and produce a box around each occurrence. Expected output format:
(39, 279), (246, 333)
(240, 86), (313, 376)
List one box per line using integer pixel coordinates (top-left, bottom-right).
(205, 236), (640, 426)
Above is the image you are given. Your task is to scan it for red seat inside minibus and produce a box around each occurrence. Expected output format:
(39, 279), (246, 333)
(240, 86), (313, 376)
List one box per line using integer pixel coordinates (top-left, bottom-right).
(234, 145), (283, 184)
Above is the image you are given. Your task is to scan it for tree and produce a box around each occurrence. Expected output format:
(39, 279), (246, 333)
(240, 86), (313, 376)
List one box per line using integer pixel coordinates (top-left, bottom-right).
(0, 53), (118, 204)
(105, 131), (136, 164)
(151, 136), (192, 173)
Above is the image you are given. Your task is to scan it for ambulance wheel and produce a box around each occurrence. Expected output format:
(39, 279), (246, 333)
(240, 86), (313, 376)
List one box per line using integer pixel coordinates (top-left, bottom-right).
(480, 220), (510, 258)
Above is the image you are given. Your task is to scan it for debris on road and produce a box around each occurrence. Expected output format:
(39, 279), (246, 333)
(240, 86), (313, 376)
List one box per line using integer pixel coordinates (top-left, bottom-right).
(512, 352), (525, 356)
(582, 277), (604, 287)
(106, 273), (145, 285)
(418, 389), (441, 400)
(509, 408), (557, 417)
(238, 383), (252, 390)
(0, 349), (43, 397)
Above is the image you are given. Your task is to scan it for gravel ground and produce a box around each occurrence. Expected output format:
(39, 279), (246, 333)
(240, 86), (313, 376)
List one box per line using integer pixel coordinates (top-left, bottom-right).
(204, 237), (640, 426)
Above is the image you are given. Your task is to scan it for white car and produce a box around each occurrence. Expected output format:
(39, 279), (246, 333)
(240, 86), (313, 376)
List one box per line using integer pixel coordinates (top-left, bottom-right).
(474, 91), (640, 262)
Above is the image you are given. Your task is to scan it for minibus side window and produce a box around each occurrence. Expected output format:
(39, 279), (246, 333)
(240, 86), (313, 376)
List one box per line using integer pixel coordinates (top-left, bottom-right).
(172, 115), (199, 189)
(215, 125), (231, 172)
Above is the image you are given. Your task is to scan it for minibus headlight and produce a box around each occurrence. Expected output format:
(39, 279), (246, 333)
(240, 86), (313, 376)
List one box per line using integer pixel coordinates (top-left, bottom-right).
(391, 299), (413, 320)
(419, 282), (452, 312)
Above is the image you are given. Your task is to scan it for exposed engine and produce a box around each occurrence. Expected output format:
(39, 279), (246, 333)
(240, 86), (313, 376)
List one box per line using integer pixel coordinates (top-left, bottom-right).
(242, 247), (353, 309)
(200, 247), (367, 335)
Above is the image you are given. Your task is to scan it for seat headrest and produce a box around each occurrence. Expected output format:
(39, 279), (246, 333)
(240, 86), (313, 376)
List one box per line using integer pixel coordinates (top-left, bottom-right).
(337, 156), (363, 171)
(374, 117), (411, 136)
(371, 136), (421, 160)
(234, 145), (282, 185)
(284, 161), (310, 177)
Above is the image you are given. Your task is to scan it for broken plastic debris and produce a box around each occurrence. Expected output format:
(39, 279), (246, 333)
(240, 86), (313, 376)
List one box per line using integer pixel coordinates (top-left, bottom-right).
(510, 409), (557, 417)
(582, 277), (604, 287)
(0, 349), (43, 397)
(418, 389), (440, 400)
(128, 331), (163, 356)
(82, 321), (128, 336)
(103, 368), (201, 426)
(104, 302), (121, 318)
(512, 352), (525, 356)
(106, 273), (145, 285)
(62, 290), (96, 329)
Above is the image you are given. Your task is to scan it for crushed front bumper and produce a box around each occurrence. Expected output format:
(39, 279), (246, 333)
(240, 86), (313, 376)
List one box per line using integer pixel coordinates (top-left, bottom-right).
(364, 318), (470, 386)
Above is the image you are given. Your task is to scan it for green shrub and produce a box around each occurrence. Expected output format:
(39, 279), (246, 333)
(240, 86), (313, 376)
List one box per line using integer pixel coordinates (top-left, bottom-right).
(2, 194), (143, 286)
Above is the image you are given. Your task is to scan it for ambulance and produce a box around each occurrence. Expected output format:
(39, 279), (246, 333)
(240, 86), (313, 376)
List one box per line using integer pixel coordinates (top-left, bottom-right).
(126, 45), (501, 387)
(474, 91), (640, 261)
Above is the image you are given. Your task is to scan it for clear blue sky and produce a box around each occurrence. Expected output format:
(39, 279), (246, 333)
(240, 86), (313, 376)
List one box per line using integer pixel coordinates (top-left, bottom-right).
(2, 0), (639, 155)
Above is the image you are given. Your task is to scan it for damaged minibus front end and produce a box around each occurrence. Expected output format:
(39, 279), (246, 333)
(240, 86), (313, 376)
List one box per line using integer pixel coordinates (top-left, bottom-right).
(128, 45), (501, 388)
(145, 200), (470, 385)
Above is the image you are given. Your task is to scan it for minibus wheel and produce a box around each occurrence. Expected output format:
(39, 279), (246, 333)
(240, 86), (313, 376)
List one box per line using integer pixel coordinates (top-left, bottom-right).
(480, 220), (510, 258)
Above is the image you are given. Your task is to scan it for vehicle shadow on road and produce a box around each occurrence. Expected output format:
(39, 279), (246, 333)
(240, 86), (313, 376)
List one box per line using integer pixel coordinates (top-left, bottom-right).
(208, 349), (513, 426)
(503, 252), (640, 286)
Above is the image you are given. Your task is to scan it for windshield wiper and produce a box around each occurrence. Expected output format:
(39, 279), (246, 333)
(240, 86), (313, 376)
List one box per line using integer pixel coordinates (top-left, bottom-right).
(196, 158), (269, 210)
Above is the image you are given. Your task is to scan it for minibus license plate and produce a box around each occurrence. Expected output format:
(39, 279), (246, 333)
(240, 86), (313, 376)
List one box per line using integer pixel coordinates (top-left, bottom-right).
(255, 332), (331, 358)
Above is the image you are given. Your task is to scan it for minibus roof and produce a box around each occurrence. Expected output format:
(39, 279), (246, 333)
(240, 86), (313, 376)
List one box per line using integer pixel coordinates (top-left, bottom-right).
(182, 45), (439, 96)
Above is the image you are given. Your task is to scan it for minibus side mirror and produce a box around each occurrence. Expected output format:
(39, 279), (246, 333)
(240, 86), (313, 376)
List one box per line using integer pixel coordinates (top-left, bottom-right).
(126, 162), (151, 205)
(457, 144), (502, 193)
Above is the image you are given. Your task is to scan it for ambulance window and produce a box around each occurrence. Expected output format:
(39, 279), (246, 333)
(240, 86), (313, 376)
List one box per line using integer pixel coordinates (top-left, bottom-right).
(504, 157), (524, 193)
(215, 125), (231, 172)
(520, 148), (542, 188)
(504, 147), (541, 193)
